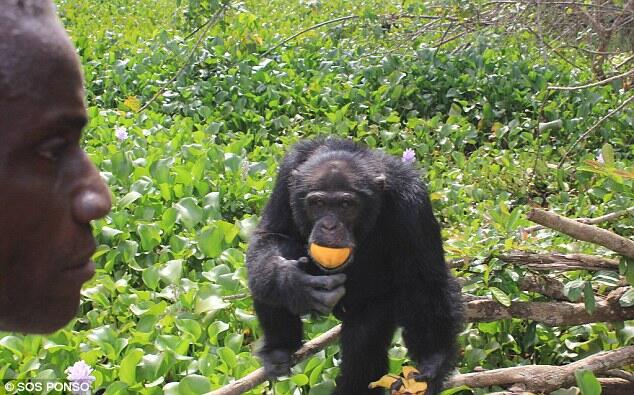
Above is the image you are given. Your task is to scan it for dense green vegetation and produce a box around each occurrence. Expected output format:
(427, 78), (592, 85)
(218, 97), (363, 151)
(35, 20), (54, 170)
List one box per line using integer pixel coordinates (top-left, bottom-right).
(0, 0), (632, 394)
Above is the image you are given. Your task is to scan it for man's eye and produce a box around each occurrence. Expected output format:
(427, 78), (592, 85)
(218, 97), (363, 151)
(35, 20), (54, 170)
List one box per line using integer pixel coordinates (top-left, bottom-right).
(37, 137), (70, 161)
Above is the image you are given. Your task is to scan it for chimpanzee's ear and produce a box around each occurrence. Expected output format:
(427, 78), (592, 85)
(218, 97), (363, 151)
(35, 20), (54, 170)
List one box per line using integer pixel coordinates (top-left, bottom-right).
(374, 173), (386, 190)
(289, 169), (300, 187)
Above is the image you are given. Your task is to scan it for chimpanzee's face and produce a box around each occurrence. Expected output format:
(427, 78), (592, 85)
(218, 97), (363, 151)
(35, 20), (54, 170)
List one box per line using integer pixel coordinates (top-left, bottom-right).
(291, 152), (384, 271)
(305, 188), (360, 249)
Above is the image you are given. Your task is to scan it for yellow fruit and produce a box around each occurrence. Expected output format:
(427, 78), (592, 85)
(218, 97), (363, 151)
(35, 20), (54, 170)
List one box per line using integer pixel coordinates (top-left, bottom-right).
(309, 244), (351, 269)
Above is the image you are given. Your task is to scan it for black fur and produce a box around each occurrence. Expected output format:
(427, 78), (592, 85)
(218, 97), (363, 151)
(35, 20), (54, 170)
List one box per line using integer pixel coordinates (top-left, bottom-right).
(246, 138), (463, 394)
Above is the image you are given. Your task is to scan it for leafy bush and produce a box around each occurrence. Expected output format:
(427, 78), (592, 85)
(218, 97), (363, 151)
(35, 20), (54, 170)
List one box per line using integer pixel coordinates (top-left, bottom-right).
(0, 0), (631, 394)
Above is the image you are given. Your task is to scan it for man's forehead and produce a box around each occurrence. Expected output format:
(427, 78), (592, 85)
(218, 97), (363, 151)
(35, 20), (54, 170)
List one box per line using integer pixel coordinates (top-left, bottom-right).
(0, 0), (53, 16)
(0, 0), (76, 99)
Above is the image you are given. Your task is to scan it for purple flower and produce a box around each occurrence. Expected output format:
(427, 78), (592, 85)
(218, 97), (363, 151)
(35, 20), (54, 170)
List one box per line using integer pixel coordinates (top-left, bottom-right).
(597, 152), (604, 164)
(115, 126), (128, 141)
(402, 148), (416, 164)
(66, 360), (95, 395)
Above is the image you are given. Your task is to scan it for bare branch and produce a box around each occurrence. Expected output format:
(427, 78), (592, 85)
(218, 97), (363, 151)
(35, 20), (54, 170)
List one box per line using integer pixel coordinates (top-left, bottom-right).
(260, 15), (359, 57)
(615, 55), (634, 70)
(548, 68), (634, 90)
(558, 94), (634, 168)
(466, 296), (634, 325)
(527, 208), (634, 258)
(499, 251), (620, 271)
(208, 325), (341, 395)
(138, 5), (227, 113)
(209, 296), (634, 394)
(446, 346), (634, 392)
(524, 206), (634, 234)
(519, 274), (567, 300)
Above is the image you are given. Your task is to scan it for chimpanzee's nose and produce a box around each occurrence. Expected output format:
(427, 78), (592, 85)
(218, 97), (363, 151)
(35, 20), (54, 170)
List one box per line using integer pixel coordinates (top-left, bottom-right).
(321, 217), (338, 231)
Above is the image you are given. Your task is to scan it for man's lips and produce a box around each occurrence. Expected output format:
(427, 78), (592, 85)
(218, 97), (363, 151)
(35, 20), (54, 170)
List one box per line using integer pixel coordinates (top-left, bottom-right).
(60, 244), (97, 282)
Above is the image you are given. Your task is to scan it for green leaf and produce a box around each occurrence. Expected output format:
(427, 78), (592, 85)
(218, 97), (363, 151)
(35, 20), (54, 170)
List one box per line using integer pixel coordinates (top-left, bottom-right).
(119, 191), (142, 208)
(217, 347), (237, 368)
(197, 225), (224, 258)
(0, 336), (23, 357)
(159, 260), (183, 284)
(238, 216), (259, 241)
(195, 295), (229, 314)
(207, 321), (230, 345)
(440, 386), (472, 395)
(142, 266), (160, 290)
(176, 319), (203, 341)
(564, 279), (585, 302)
(137, 223), (161, 251)
(309, 380), (336, 395)
(619, 288), (634, 307)
(162, 382), (180, 395)
(490, 287), (511, 307)
(103, 382), (129, 395)
(175, 197), (203, 229)
(291, 374), (309, 386)
(601, 143), (614, 167)
(119, 348), (144, 385)
(179, 375), (211, 395)
(161, 207), (178, 232)
(574, 369), (601, 395)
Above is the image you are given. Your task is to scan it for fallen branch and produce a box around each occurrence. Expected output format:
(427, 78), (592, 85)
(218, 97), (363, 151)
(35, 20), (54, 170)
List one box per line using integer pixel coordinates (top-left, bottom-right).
(605, 369), (634, 382)
(208, 325), (341, 395)
(499, 251), (620, 271)
(519, 274), (567, 300)
(446, 345), (634, 392)
(524, 206), (634, 234)
(527, 208), (634, 258)
(208, 296), (633, 394)
(466, 296), (634, 325)
(598, 378), (634, 395)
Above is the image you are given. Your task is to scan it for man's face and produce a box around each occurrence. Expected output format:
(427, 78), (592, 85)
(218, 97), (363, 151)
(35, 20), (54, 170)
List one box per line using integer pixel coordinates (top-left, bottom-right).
(0, 6), (112, 333)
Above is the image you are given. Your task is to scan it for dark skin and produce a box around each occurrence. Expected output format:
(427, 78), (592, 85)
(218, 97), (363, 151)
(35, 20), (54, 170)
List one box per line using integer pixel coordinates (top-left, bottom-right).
(247, 138), (463, 395)
(0, 1), (112, 333)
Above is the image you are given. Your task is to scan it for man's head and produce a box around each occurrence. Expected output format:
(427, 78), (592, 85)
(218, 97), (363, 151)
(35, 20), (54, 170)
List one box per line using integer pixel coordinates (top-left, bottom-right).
(0, 0), (111, 333)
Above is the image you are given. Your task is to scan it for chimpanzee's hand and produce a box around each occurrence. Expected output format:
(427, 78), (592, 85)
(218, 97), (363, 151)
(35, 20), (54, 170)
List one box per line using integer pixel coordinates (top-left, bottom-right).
(277, 257), (346, 315)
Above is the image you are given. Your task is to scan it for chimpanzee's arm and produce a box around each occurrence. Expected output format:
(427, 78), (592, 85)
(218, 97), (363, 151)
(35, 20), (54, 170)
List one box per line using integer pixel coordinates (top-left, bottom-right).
(246, 142), (346, 377)
(246, 233), (346, 315)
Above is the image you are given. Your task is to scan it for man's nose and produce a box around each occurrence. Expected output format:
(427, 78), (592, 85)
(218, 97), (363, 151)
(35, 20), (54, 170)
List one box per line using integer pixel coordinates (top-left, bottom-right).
(71, 158), (112, 224)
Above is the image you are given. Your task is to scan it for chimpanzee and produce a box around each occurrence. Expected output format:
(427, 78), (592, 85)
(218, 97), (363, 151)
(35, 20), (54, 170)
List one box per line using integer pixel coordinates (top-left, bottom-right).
(246, 138), (463, 394)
